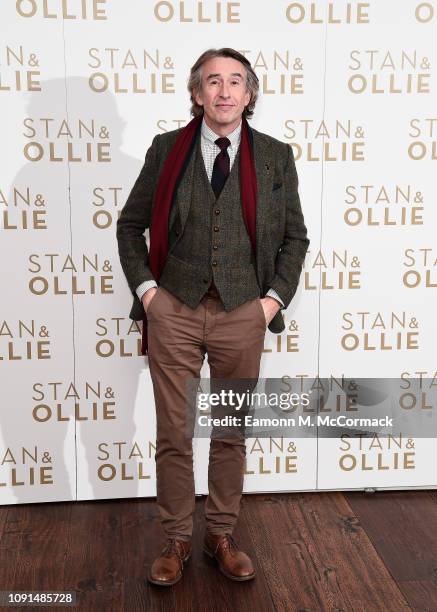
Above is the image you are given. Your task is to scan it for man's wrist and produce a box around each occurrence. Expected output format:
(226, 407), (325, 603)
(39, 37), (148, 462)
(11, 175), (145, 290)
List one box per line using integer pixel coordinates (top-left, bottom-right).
(136, 280), (158, 302)
(265, 288), (285, 309)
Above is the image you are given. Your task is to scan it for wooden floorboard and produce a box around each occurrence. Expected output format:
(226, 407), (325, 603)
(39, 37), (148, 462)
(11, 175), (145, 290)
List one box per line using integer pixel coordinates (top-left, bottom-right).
(345, 489), (437, 611)
(244, 492), (410, 612)
(0, 491), (435, 611)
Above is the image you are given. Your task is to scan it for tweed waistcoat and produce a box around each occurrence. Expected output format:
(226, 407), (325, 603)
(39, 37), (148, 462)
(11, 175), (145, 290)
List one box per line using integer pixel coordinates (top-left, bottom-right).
(158, 132), (261, 311)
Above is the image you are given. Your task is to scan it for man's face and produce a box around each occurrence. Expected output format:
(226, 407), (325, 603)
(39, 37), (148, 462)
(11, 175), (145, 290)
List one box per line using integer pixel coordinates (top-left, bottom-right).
(194, 56), (251, 133)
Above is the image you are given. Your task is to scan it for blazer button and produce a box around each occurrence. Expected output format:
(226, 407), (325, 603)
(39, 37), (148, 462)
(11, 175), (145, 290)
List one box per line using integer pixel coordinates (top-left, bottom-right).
(214, 209), (220, 215)
(213, 226), (219, 232)
(213, 244), (218, 250)
(175, 230), (180, 236)
(212, 260), (218, 266)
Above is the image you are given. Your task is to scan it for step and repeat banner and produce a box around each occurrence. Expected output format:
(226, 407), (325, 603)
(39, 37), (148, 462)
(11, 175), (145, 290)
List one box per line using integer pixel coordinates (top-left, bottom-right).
(1, 0), (436, 505)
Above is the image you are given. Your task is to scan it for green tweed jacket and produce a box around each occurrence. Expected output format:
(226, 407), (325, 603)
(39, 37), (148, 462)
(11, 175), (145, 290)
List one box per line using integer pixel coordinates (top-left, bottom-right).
(116, 123), (310, 335)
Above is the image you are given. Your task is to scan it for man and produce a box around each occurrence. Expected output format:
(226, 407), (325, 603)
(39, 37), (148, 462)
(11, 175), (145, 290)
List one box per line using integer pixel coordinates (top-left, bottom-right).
(116, 47), (310, 586)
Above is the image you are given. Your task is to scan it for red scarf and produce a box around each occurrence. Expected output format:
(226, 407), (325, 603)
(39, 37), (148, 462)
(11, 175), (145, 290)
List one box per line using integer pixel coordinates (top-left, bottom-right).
(141, 114), (258, 355)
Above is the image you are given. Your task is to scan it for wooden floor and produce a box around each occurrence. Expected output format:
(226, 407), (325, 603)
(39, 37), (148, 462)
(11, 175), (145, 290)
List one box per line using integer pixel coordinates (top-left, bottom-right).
(1, 490), (437, 611)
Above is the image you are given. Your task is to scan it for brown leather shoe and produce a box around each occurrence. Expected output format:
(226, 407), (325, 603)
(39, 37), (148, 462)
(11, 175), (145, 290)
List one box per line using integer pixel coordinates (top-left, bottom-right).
(148, 538), (192, 586)
(204, 533), (255, 581)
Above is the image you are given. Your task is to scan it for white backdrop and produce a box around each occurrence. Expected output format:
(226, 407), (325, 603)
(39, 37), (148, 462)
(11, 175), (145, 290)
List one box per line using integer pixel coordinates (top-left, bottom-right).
(1, 0), (436, 505)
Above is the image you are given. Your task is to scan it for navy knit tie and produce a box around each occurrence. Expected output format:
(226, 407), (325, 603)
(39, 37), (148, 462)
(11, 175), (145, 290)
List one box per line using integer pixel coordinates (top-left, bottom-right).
(211, 137), (231, 198)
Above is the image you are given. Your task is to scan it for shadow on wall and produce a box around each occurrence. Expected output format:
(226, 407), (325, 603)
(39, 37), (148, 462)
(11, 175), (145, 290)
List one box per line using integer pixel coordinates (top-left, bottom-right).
(5, 76), (155, 504)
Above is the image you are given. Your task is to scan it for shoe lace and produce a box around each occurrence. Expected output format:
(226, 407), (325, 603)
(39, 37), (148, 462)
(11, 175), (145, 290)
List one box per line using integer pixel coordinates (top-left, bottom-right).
(216, 533), (239, 556)
(162, 538), (185, 562)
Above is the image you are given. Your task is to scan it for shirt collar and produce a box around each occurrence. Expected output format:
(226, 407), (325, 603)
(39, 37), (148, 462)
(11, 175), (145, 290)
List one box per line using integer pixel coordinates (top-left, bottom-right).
(201, 116), (242, 149)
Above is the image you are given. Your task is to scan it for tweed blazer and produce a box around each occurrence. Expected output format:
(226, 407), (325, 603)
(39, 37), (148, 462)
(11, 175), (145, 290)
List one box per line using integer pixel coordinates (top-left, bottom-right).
(116, 123), (310, 335)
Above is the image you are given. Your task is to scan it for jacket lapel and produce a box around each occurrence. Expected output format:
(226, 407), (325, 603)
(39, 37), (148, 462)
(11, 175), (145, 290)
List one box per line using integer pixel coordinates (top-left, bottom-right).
(251, 128), (275, 277)
(157, 128), (198, 233)
(174, 135), (198, 231)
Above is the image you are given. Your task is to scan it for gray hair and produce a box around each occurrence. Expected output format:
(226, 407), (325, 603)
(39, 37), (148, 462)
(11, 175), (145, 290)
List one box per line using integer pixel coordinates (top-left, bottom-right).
(187, 47), (259, 119)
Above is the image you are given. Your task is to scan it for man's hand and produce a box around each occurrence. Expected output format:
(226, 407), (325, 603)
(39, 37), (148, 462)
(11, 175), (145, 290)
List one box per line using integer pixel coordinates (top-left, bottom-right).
(260, 296), (281, 325)
(142, 287), (158, 313)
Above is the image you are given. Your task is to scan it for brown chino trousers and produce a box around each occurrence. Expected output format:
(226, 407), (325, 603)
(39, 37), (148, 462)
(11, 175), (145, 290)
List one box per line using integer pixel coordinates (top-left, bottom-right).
(146, 282), (267, 540)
